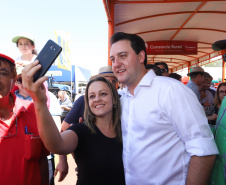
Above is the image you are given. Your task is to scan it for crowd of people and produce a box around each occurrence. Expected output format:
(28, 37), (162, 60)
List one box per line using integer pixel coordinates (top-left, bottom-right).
(1, 31), (226, 185)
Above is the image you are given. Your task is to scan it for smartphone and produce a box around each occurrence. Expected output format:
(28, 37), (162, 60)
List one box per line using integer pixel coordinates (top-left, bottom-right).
(33, 39), (62, 82)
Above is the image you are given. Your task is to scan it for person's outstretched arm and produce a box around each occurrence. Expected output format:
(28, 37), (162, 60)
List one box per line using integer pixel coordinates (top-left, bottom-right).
(22, 60), (78, 154)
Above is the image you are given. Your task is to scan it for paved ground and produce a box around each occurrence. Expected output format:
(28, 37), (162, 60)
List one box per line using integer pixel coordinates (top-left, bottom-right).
(55, 155), (77, 185)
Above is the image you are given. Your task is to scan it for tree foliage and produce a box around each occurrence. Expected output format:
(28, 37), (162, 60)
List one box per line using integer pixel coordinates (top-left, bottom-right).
(204, 60), (222, 67)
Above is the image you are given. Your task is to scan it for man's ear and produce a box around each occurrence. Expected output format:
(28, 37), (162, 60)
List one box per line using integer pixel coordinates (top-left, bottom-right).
(138, 50), (145, 64)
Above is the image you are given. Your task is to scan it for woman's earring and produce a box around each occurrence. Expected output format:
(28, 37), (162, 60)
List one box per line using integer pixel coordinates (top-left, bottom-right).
(113, 105), (116, 108)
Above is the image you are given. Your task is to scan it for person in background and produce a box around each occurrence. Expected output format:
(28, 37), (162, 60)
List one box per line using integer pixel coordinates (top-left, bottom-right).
(200, 72), (214, 107)
(204, 81), (223, 126)
(169, 72), (182, 81)
(12, 32), (37, 68)
(110, 32), (218, 185)
(199, 73), (217, 126)
(205, 73), (215, 98)
(210, 83), (217, 97)
(146, 64), (162, 76)
(186, 66), (206, 103)
(58, 90), (72, 123)
(207, 80), (216, 99)
(0, 53), (49, 185)
(12, 32), (50, 109)
(15, 73), (33, 101)
(214, 83), (226, 110)
(154, 61), (169, 76)
(117, 82), (126, 96)
(21, 61), (126, 185)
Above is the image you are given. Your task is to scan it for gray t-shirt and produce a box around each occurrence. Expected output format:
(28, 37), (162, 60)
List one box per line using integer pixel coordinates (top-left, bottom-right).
(59, 97), (72, 117)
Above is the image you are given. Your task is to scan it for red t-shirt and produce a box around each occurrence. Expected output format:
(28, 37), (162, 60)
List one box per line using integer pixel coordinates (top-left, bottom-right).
(0, 93), (49, 185)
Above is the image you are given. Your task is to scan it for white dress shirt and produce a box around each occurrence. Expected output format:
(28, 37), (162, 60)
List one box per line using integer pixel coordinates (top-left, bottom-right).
(120, 70), (218, 185)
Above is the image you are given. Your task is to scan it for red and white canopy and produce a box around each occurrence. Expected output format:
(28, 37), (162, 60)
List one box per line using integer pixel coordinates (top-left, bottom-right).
(103, 0), (226, 76)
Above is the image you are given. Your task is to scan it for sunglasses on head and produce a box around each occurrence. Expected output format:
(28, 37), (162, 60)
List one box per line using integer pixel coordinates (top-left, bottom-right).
(17, 77), (22, 84)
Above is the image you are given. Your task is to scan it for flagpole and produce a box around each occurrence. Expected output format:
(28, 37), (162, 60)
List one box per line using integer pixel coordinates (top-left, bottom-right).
(70, 65), (72, 101)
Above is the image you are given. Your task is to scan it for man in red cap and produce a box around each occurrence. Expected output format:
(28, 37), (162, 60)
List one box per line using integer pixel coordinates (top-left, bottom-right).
(0, 53), (49, 185)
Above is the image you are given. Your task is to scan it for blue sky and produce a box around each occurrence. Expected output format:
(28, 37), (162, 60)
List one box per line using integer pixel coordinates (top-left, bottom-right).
(0, 0), (108, 75)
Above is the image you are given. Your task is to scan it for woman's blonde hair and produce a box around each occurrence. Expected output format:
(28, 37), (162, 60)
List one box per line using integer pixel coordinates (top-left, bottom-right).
(214, 82), (226, 107)
(84, 76), (122, 141)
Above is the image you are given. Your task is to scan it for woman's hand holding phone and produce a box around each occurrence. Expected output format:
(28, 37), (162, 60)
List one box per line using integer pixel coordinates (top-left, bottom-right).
(21, 60), (49, 107)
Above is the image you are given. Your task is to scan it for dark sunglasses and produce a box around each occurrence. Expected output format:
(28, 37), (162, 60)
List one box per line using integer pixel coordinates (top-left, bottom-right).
(17, 77), (22, 84)
(160, 69), (167, 73)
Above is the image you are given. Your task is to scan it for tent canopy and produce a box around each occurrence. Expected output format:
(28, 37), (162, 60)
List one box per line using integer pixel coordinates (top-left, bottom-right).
(47, 65), (75, 82)
(103, 0), (226, 74)
(47, 65), (91, 82)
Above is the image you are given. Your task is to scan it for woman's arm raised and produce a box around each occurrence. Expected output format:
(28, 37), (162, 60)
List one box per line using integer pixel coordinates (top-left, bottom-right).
(22, 60), (78, 154)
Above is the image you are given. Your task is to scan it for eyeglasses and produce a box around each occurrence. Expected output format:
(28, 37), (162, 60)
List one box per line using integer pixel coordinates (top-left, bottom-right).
(160, 69), (167, 73)
(0, 112), (17, 139)
(17, 77), (22, 84)
(219, 90), (226, 94)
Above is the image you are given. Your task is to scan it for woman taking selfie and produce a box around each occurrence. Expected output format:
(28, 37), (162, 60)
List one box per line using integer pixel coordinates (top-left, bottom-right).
(21, 60), (125, 185)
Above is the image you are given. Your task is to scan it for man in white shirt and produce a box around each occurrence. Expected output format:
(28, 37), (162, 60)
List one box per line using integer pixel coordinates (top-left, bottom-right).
(109, 32), (218, 185)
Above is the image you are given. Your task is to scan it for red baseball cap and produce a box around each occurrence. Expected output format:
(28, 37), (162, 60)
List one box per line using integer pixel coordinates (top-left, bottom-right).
(0, 53), (15, 64)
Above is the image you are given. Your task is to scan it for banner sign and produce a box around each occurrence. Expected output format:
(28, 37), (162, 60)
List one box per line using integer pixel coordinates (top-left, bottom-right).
(46, 71), (62, 77)
(55, 31), (71, 70)
(146, 41), (197, 55)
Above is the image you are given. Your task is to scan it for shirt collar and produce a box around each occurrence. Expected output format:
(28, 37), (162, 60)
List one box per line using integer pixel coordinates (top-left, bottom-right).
(15, 90), (32, 101)
(10, 92), (28, 115)
(124, 69), (157, 96)
(189, 80), (198, 88)
(138, 69), (156, 87)
(60, 97), (67, 103)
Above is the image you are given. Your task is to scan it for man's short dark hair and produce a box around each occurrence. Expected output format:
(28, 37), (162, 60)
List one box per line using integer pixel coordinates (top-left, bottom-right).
(0, 57), (16, 78)
(154, 62), (169, 72)
(190, 72), (204, 79)
(110, 32), (147, 67)
(204, 72), (213, 80)
(146, 64), (162, 76)
(169, 73), (182, 81)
